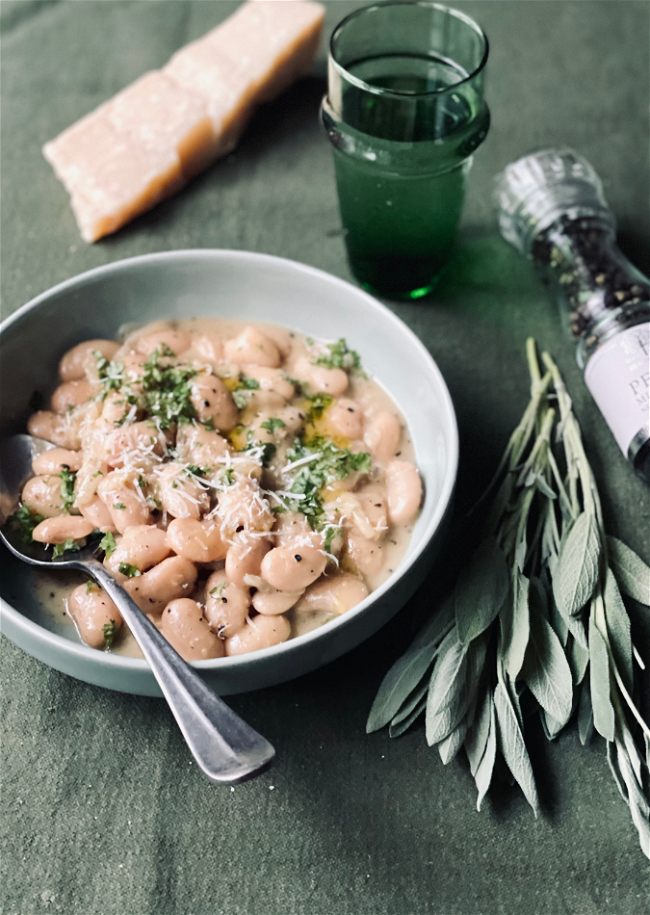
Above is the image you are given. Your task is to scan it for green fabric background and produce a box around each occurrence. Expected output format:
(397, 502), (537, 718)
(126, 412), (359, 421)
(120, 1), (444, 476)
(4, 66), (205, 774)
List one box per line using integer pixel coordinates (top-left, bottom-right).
(1, 2), (649, 913)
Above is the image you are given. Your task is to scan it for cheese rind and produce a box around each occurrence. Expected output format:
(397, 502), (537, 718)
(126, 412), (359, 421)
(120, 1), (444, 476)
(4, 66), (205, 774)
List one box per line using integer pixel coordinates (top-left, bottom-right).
(42, 0), (326, 242)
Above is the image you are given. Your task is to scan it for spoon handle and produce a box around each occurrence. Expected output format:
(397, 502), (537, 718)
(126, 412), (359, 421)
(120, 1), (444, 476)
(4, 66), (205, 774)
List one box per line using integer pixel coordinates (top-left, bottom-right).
(86, 560), (275, 783)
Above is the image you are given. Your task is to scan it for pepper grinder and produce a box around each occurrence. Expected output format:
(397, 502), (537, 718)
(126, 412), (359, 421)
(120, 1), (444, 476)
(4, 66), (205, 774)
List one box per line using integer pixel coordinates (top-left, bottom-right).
(494, 148), (650, 484)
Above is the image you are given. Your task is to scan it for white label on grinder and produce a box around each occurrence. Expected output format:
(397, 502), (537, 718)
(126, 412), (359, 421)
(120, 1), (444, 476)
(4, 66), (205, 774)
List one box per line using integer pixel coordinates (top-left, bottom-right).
(584, 323), (650, 455)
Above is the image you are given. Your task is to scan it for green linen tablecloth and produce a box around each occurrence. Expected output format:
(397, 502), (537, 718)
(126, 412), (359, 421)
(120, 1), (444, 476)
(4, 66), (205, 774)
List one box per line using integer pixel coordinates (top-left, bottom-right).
(1, 2), (649, 913)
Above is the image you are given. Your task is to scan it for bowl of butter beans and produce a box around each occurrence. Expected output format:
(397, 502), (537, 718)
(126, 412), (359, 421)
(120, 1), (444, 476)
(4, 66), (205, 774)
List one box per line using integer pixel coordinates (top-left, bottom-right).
(0, 250), (458, 695)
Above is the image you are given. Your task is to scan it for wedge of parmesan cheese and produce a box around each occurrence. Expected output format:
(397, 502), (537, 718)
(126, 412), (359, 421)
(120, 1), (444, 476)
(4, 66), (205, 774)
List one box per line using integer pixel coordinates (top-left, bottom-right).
(106, 70), (217, 181)
(43, 109), (183, 244)
(42, 0), (325, 242)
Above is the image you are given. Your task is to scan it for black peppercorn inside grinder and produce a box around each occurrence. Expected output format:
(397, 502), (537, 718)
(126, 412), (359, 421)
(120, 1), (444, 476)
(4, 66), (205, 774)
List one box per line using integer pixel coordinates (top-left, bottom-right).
(494, 148), (650, 484)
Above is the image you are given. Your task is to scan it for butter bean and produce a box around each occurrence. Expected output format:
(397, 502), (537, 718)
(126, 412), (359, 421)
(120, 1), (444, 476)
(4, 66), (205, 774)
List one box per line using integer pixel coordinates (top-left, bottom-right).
(166, 518), (228, 563)
(252, 587), (303, 616)
(27, 410), (82, 450)
(135, 328), (192, 357)
(157, 463), (209, 520)
(385, 460), (422, 525)
(106, 525), (170, 574)
(79, 495), (115, 533)
(328, 398), (364, 440)
(68, 583), (123, 649)
(216, 481), (274, 539)
(225, 614), (290, 656)
(97, 470), (154, 534)
(32, 516), (95, 544)
(160, 599), (224, 660)
(297, 574), (369, 615)
(21, 475), (66, 518)
(204, 571), (250, 637)
(104, 422), (166, 472)
(192, 333), (224, 365)
(245, 366), (295, 407)
(190, 374), (238, 432)
(345, 531), (384, 577)
(124, 556), (197, 615)
(175, 423), (229, 466)
(261, 545), (327, 591)
(225, 537), (271, 587)
(50, 379), (97, 414)
(224, 326), (281, 368)
(364, 412), (402, 463)
(59, 339), (119, 382)
(293, 356), (348, 397)
(32, 448), (83, 475)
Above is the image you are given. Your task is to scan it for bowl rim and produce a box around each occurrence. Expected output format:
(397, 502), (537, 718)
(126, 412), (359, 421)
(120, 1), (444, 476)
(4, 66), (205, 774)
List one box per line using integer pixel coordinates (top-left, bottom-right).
(0, 249), (458, 673)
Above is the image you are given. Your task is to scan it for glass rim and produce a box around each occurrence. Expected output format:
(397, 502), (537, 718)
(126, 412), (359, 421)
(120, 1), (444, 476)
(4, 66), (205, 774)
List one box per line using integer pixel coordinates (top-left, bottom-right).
(329, 1), (490, 99)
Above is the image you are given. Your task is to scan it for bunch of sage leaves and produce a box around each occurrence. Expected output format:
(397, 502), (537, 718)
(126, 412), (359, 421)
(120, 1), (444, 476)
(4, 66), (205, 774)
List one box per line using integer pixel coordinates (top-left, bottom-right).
(367, 339), (650, 858)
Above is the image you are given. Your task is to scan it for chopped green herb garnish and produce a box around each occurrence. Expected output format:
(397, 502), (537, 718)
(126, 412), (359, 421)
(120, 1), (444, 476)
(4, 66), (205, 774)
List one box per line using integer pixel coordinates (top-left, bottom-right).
(209, 581), (228, 599)
(304, 392), (333, 425)
(159, 343), (176, 357)
(141, 348), (198, 429)
(202, 418), (216, 432)
(220, 467), (235, 487)
(113, 502), (126, 511)
(103, 619), (119, 650)
(5, 504), (45, 544)
(260, 417), (286, 434)
(312, 338), (363, 374)
(184, 465), (211, 478)
(86, 580), (94, 594)
(323, 526), (338, 554)
(282, 437), (372, 526)
(52, 538), (81, 559)
(94, 352), (125, 398)
(99, 531), (117, 556)
(59, 467), (76, 512)
(118, 562), (141, 578)
(232, 375), (260, 410)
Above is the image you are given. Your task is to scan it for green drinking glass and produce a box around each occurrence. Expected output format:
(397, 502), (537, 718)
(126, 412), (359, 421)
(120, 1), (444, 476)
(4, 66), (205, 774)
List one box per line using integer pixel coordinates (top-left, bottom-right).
(321, 1), (490, 300)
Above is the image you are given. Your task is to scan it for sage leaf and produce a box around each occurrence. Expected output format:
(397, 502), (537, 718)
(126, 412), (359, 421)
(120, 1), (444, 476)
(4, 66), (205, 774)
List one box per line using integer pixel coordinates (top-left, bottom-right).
(553, 512), (601, 618)
(568, 635), (589, 686)
(389, 679), (429, 732)
(455, 537), (509, 646)
(389, 692), (428, 738)
(607, 536), (650, 606)
(465, 687), (492, 777)
(588, 613), (615, 742)
(534, 473), (557, 500)
(425, 629), (470, 746)
(523, 613), (573, 728)
(501, 569), (530, 681)
(542, 709), (564, 741)
(410, 593), (456, 650)
(607, 740), (628, 803)
(615, 738), (650, 859)
(367, 644), (438, 733)
(603, 567), (634, 693)
(494, 681), (540, 815)
(438, 717), (469, 765)
(549, 592), (569, 646)
(577, 679), (594, 746)
(475, 698), (497, 812)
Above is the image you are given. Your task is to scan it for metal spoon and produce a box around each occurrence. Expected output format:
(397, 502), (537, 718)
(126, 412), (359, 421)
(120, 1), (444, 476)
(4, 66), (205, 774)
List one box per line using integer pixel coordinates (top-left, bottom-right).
(0, 434), (275, 784)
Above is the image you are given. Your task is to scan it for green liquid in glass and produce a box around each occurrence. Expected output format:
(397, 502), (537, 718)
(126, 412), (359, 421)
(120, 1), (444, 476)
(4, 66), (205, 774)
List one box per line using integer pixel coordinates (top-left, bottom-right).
(332, 55), (489, 299)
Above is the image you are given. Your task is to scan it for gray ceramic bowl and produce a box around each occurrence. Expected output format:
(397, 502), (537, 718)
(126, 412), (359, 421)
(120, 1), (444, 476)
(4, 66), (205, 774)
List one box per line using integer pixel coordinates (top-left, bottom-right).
(0, 251), (458, 696)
